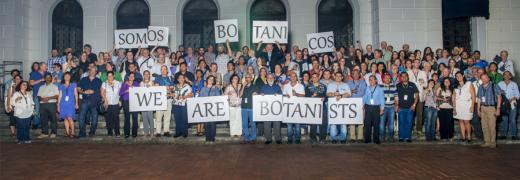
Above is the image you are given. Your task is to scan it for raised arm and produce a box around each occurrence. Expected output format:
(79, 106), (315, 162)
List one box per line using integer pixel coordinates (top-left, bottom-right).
(226, 39), (233, 58)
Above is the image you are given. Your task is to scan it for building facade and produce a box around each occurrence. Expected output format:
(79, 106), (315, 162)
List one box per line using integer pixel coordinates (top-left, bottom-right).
(0, 0), (518, 80)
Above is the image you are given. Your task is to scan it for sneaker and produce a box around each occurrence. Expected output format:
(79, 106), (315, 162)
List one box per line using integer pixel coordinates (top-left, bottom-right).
(331, 140), (338, 144)
(295, 140), (301, 144)
(49, 134), (56, 138)
(275, 141), (282, 144)
(163, 132), (171, 137)
(512, 136), (518, 140)
(498, 136), (507, 140)
(406, 139), (412, 143)
(37, 134), (48, 139)
(24, 140), (32, 144)
(287, 140), (293, 144)
(264, 141), (272, 145)
(340, 140), (347, 144)
(155, 134), (162, 138)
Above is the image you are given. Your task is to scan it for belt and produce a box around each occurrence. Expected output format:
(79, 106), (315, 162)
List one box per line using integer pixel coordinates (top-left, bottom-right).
(482, 105), (496, 107)
(366, 104), (380, 108)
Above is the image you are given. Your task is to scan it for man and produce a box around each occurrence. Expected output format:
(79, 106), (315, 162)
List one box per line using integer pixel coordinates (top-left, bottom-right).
(37, 74), (59, 139)
(283, 72), (305, 144)
(204, 45), (217, 63)
(380, 73), (397, 142)
(47, 48), (64, 72)
(150, 53), (171, 78)
(260, 73), (283, 144)
(473, 50), (488, 69)
(407, 59), (427, 134)
(477, 74), (503, 148)
(222, 61), (236, 87)
(363, 75), (385, 144)
(154, 65), (174, 137)
(123, 63), (143, 83)
(327, 72), (351, 144)
(471, 68), (485, 140)
(346, 69), (366, 142)
(380, 41), (392, 62)
(292, 50), (309, 81)
(240, 73), (258, 144)
(184, 47), (197, 73)
(173, 62), (195, 84)
(78, 67), (102, 138)
(120, 51), (139, 75)
(373, 49), (386, 65)
(497, 71), (519, 140)
(363, 44), (374, 61)
(196, 47), (205, 60)
(111, 48), (127, 72)
(136, 48), (155, 74)
(395, 73), (419, 142)
(497, 50), (515, 77)
(258, 43), (282, 73)
(306, 73), (327, 144)
(29, 62), (49, 128)
(83, 44), (97, 63)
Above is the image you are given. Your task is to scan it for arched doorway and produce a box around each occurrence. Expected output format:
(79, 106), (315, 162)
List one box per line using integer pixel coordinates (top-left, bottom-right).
(116, 0), (150, 29)
(182, 0), (219, 49)
(250, 0), (287, 46)
(317, 0), (354, 47)
(52, 0), (83, 55)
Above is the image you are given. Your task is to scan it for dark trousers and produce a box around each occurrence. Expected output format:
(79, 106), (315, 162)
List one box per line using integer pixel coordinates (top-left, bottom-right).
(205, 122), (216, 141)
(414, 101), (425, 132)
(310, 106), (328, 141)
(122, 100), (138, 137)
(78, 101), (98, 137)
(173, 105), (188, 136)
(472, 104), (483, 139)
(40, 103), (57, 134)
(106, 105), (120, 136)
(438, 108), (454, 139)
(15, 117), (31, 141)
(364, 105), (381, 143)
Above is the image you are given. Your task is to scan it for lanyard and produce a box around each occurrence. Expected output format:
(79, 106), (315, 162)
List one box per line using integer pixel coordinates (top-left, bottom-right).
(370, 86), (377, 99)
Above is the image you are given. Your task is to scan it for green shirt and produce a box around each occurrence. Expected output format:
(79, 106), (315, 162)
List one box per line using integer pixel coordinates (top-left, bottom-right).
(100, 71), (122, 82)
(487, 72), (503, 84)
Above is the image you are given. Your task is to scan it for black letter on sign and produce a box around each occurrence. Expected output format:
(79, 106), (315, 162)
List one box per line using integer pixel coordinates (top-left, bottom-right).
(228, 24), (238, 37)
(349, 104), (357, 118)
(272, 100), (283, 115)
(135, 92), (152, 106)
(260, 101), (269, 115)
(327, 35), (334, 48)
(192, 104), (203, 118)
(153, 92), (162, 106)
(205, 103), (215, 116)
(118, 33), (126, 45)
(136, 32), (147, 44)
(126, 33), (135, 45)
(215, 102), (225, 116)
(309, 38), (317, 50)
(217, 25), (226, 38)
(329, 104), (338, 118)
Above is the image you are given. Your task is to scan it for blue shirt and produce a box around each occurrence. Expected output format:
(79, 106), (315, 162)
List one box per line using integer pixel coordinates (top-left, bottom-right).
(260, 84), (282, 95)
(363, 85), (385, 109)
(154, 75), (173, 86)
(78, 76), (102, 103)
(199, 86), (221, 97)
(498, 81), (519, 101)
(124, 72), (143, 83)
(29, 71), (49, 97)
(477, 83), (502, 106)
(347, 79), (366, 98)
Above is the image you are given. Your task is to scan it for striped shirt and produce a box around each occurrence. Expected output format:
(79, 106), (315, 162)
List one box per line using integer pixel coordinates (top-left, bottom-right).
(380, 83), (397, 107)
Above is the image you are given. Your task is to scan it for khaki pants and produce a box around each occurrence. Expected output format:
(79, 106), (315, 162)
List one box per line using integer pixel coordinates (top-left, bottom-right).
(481, 106), (497, 146)
(349, 124), (364, 140)
(155, 99), (172, 134)
(229, 107), (242, 136)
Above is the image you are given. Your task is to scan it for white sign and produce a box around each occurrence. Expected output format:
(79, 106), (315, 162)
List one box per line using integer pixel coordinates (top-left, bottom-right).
(327, 98), (364, 124)
(114, 26), (170, 48)
(253, 95), (284, 122)
(187, 96), (230, 123)
(252, 21), (288, 43)
(147, 26), (169, 46)
(307, 31), (334, 54)
(214, 19), (239, 43)
(129, 86), (167, 112)
(282, 97), (323, 124)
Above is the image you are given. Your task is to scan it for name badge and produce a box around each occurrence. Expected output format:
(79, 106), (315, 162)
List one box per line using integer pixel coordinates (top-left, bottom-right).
(404, 95), (408, 101)
(386, 97), (390, 102)
(481, 97), (486, 103)
(65, 96), (69, 102)
(370, 99), (374, 104)
(245, 98), (248, 104)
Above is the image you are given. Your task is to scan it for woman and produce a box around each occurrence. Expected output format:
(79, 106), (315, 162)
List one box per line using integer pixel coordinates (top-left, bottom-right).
(236, 56), (247, 79)
(62, 52), (75, 72)
(273, 64), (288, 87)
(302, 72), (310, 87)
(57, 72), (78, 138)
(5, 74), (22, 137)
(200, 75), (221, 143)
(354, 49), (364, 65)
(205, 63), (223, 88)
(101, 71), (121, 137)
(453, 72), (475, 142)
(140, 70), (155, 137)
(100, 63), (122, 82)
(321, 54), (332, 70)
(119, 72), (140, 138)
(173, 74), (193, 138)
(282, 53), (293, 74)
(436, 78), (454, 141)
(192, 69), (205, 136)
(423, 79), (438, 141)
(225, 74), (243, 137)
(254, 67), (268, 88)
(10, 81), (34, 144)
(448, 59), (460, 78)
(242, 65), (256, 84)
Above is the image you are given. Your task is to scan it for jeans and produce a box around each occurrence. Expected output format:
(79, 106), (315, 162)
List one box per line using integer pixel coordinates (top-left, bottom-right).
(499, 107), (518, 137)
(379, 107), (395, 140)
(398, 108), (413, 140)
(205, 122), (216, 141)
(173, 105), (188, 136)
(241, 108), (256, 142)
(311, 106), (328, 142)
(15, 117), (31, 141)
(79, 101), (98, 137)
(287, 123), (301, 142)
(122, 100), (138, 137)
(423, 107), (438, 141)
(329, 124), (347, 141)
(263, 121), (281, 142)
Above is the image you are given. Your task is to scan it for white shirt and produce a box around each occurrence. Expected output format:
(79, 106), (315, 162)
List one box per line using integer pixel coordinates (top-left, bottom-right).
(102, 81), (121, 105)
(407, 69), (428, 101)
(498, 81), (520, 100)
(326, 82), (351, 95)
(37, 83), (59, 103)
(137, 56), (155, 74)
(282, 82), (305, 97)
(173, 84), (192, 106)
(10, 91), (34, 118)
(498, 60), (515, 77)
(150, 63), (171, 79)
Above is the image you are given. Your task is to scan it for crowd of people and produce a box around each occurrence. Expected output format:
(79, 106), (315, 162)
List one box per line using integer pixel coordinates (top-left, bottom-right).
(3, 40), (519, 148)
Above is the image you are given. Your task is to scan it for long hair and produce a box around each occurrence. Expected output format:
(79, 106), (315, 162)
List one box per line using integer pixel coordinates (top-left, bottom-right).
(440, 78), (453, 92)
(454, 71), (466, 88)
(61, 72), (72, 84)
(16, 81), (31, 92)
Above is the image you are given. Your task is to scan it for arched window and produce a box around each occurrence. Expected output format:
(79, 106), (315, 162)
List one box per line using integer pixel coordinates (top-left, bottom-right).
(183, 0), (218, 49)
(442, 17), (471, 51)
(318, 0), (354, 47)
(52, 0), (83, 54)
(116, 0), (150, 29)
(250, 0), (287, 46)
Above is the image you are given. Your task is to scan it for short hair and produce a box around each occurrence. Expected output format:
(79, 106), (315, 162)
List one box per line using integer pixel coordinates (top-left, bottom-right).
(206, 75), (216, 85)
(84, 44), (92, 49)
(10, 69), (20, 75)
(16, 81), (31, 92)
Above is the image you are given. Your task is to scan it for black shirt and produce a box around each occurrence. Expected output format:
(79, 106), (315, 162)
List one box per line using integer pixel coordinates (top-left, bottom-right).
(173, 71), (195, 84)
(241, 84), (258, 109)
(396, 82), (419, 108)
